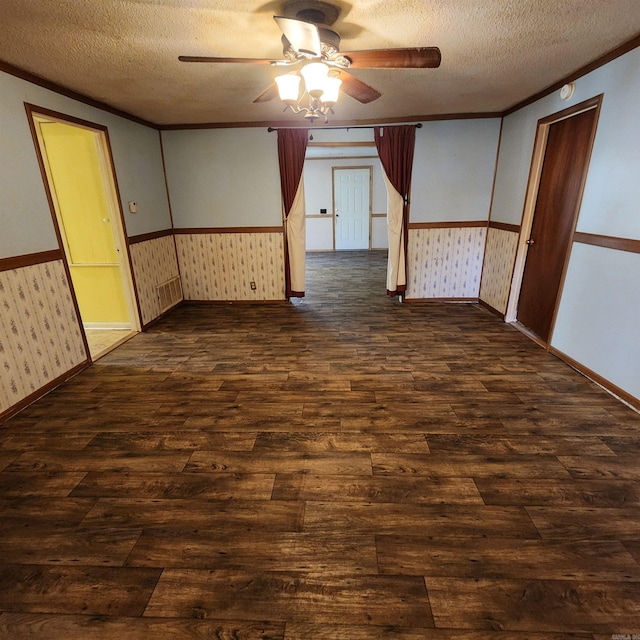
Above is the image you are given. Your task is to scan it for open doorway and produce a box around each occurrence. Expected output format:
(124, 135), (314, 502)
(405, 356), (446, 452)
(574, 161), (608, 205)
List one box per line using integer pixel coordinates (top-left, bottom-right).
(301, 139), (388, 299)
(304, 141), (386, 252)
(27, 106), (140, 360)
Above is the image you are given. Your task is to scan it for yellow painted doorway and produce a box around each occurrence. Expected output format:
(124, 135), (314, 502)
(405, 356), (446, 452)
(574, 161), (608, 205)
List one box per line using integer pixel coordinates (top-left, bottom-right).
(31, 114), (139, 359)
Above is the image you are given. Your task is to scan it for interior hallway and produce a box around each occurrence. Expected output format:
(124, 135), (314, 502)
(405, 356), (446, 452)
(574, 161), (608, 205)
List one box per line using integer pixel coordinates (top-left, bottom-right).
(0, 250), (639, 638)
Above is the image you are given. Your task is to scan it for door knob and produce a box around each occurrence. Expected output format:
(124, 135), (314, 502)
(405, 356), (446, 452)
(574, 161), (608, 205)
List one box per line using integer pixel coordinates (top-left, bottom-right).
(526, 238), (535, 245)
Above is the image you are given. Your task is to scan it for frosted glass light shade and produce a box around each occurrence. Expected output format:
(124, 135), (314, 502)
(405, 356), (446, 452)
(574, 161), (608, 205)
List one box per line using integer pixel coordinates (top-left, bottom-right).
(321, 75), (342, 104)
(300, 62), (329, 97)
(275, 74), (301, 103)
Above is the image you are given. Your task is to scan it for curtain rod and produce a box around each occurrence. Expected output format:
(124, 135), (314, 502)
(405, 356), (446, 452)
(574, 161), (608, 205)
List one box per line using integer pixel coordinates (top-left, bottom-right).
(267, 123), (422, 132)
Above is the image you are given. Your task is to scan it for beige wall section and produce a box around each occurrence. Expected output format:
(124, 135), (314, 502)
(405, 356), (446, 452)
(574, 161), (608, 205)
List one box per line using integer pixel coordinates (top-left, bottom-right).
(0, 260), (87, 414)
(479, 227), (519, 314)
(406, 226), (486, 299)
(176, 232), (285, 301)
(130, 235), (182, 325)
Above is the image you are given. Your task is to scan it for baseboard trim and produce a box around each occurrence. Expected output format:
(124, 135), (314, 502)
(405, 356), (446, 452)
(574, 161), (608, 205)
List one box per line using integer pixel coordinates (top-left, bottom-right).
(510, 321), (639, 413)
(184, 299), (288, 306)
(0, 361), (89, 424)
(84, 322), (132, 330)
(141, 300), (184, 330)
(478, 299), (505, 320)
(510, 321), (548, 349)
(403, 297), (479, 304)
(549, 346), (640, 413)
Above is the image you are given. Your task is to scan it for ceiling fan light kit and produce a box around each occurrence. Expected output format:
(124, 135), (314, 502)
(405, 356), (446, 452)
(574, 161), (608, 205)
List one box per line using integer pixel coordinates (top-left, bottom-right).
(275, 61), (343, 123)
(274, 73), (302, 102)
(179, 0), (441, 124)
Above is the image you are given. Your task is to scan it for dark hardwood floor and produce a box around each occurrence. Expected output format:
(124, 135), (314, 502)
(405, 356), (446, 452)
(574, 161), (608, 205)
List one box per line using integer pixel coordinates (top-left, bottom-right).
(1, 250), (640, 639)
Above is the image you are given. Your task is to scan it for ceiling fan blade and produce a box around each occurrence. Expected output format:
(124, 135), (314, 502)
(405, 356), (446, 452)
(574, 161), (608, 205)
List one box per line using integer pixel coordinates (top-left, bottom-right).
(274, 16), (321, 56)
(253, 83), (278, 104)
(179, 55), (276, 65)
(339, 71), (381, 104)
(341, 47), (442, 69)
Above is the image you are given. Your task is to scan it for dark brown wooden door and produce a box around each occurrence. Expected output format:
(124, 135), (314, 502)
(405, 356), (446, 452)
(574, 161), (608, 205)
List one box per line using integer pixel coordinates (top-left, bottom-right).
(517, 108), (597, 342)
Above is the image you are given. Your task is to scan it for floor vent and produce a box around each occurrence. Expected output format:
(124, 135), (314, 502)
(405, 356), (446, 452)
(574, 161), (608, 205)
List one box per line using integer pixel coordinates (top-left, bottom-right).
(157, 276), (182, 313)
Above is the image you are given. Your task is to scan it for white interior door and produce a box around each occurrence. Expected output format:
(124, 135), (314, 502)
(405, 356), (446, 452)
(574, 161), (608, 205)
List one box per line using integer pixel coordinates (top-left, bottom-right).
(333, 167), (371, 250)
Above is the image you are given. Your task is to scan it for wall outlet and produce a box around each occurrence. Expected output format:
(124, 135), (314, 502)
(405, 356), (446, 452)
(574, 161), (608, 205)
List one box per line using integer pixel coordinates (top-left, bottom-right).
(128, 201), (138, 213)
(250, 281), (257, 290)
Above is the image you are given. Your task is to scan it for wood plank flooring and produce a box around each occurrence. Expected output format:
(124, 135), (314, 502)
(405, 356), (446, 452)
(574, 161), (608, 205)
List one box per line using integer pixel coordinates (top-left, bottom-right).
(84, 329), (137, 361)
(1, 250), (640, 639)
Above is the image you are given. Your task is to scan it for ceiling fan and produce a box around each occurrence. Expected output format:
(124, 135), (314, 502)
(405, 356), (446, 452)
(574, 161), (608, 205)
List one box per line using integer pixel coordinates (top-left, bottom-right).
(178, 0), (441, 106)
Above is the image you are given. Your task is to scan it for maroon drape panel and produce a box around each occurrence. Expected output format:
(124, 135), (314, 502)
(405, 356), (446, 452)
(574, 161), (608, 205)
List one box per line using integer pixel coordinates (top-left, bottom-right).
(277, 128), (308, 217)
(374, 124), (416, 297)
(277, 128), (308, 297)
(374, 125), (416, 200)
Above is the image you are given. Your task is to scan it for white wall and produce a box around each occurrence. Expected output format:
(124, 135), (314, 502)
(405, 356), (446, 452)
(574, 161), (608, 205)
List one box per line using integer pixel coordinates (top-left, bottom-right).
(573, 51), (640, 239)
(0, 73), (56, 257)
(302, 121), (501, 225)
(553, 244), (640, 397)
(304, 157), (387, 251)
(304, 157), (386, 215)
(306, 217), (333, 251)
(108, 123), (172, 237)
(161, 128), (282, 228)
(0, 69), (171, 259)
(411, 119), (501, 223)
(494, 46), (640, 402)
(492, 46), (640, 232)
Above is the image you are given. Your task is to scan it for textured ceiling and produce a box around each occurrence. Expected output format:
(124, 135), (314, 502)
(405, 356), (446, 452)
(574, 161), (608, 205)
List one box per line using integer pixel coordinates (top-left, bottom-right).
(1, 0), (640, 126)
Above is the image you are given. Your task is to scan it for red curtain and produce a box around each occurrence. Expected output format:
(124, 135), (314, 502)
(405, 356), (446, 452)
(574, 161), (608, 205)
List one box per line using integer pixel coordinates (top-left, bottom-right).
(277, 128), (308, 297)
(374, 125), (416, 297)
(278, 128), (308, 213)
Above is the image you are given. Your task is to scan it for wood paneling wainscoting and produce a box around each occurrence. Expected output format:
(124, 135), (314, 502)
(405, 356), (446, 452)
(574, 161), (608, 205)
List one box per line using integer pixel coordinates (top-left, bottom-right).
(478, 225), (640, 321)
(406, 221), (487, 300)
(0, 250), (639, 637)
(0, 252), (88, 421)
(174, 227), (285, 302)
(479, 220), (521, 316)
(129, 229), (182, 327)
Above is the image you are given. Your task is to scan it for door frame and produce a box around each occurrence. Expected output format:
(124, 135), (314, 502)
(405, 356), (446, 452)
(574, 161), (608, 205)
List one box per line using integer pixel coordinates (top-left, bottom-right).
(331, 165), (373, 251)
(25, 104), (142, 346)
(505, 95), (603, 342)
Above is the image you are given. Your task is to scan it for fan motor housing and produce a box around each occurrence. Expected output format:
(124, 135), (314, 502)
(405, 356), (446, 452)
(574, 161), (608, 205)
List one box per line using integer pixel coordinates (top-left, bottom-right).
(282, 0), (341, 26)
(318, 26), (341, 51)
(281, 26), (341, 60)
